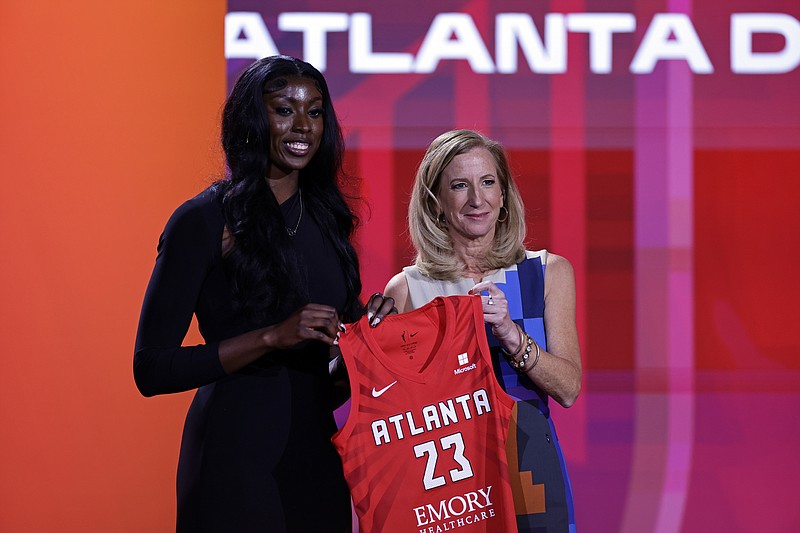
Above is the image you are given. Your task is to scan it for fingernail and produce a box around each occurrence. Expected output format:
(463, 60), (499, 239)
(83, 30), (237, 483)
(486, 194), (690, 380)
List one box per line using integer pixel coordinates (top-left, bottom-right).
(370, 317), (381, 328)
(367, 311), (374, 322)
(338, 322), (347, 333)
(333, 336), (339, 346)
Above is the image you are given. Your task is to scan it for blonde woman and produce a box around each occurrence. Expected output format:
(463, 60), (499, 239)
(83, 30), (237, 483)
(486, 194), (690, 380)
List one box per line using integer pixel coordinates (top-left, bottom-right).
(385, 129), (581, 532)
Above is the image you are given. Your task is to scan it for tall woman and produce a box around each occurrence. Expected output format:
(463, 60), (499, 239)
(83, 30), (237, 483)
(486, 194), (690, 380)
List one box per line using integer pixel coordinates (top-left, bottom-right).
(135, 56), (381, 532)
(385, 129), (581, 532)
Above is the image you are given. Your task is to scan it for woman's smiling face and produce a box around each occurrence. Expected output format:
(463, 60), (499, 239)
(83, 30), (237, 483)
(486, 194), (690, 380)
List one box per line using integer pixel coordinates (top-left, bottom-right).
(437, 147), (504, 243)
(263, 76), (324, 180)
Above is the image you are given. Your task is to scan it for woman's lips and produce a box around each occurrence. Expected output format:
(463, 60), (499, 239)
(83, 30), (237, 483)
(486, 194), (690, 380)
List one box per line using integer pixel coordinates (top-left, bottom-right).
(285, 141), (310, 156)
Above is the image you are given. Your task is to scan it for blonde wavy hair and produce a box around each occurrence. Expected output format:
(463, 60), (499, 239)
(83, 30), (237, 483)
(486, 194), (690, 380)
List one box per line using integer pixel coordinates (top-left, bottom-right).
(409, 129), (526, 280)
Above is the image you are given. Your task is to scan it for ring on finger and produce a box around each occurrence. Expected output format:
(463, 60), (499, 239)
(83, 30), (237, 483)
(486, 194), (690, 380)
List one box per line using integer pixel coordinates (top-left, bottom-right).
(488, 295), (495, 305)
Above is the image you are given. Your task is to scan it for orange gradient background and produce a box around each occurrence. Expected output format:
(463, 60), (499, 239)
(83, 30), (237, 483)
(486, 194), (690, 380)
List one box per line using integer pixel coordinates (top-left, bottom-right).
(1, 2), (226, 530)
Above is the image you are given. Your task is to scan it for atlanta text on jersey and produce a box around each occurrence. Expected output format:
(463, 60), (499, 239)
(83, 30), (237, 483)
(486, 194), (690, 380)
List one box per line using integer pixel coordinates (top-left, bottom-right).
(371, 389), (492, 446)
(414, 484), (497, 530)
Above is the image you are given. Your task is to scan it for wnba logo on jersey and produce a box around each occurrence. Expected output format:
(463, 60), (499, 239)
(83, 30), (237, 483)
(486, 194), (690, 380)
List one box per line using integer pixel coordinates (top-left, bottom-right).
(401, 330), (419, 343)
(453, 352), (476, 375)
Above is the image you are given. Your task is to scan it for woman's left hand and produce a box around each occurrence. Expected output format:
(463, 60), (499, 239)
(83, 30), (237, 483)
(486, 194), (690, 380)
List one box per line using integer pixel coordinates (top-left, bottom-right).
(470, 281), (520, 353)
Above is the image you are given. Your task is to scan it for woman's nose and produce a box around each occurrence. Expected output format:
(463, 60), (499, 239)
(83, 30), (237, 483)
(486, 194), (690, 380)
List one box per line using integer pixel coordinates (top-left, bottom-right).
(468, 187), (484, 206)
(292, 114), (311, 132)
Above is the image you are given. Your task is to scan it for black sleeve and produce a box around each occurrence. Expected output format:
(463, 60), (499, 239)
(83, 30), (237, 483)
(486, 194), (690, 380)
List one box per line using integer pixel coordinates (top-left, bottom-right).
(133, 199), (227, 397)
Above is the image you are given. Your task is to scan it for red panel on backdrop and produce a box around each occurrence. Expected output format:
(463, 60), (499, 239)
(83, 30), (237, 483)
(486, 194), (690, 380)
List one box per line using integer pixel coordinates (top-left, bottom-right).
(695, 150), (800, 370)
(586, 150), (635, 370)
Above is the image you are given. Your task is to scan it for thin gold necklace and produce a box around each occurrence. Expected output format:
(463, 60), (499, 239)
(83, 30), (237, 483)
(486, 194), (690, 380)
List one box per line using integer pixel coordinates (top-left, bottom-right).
(286, 189), (303, 236)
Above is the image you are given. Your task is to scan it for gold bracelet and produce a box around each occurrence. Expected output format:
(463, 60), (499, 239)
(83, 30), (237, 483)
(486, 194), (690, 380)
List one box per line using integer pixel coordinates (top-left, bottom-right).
(508, 333), (533, 371)
(527, 338), (541, 371)
(499, 324), (524, 358)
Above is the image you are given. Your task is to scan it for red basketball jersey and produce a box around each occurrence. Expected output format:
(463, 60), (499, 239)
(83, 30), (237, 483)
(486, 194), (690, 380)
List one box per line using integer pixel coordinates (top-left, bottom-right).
(333, 295), (517, 532)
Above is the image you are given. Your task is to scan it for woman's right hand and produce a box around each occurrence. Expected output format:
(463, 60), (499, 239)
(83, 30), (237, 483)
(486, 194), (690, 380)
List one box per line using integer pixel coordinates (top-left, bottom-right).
(263, 303), (342, 349)
(218, 304), (343, 374)
(469, 281), (520, 350)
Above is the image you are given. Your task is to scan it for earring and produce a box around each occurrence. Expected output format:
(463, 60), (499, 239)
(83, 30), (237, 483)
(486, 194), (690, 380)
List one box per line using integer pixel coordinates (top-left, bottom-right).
(246, 131), (250, 144)
(497, 206), (509, 223)
(436, 213), (448, 227)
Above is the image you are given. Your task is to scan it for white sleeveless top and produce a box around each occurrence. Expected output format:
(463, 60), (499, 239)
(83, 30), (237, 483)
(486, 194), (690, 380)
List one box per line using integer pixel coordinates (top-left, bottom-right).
(403, 250), (548, 309)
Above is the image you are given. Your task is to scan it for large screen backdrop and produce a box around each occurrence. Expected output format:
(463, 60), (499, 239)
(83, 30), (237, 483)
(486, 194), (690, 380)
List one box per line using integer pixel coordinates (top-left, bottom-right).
(2, 1), (796, 531)
(226, 1), (800, 531)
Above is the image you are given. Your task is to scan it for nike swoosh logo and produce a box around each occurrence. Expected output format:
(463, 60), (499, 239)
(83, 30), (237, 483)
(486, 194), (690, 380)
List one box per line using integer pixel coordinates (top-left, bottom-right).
(371, 381), (398, 398)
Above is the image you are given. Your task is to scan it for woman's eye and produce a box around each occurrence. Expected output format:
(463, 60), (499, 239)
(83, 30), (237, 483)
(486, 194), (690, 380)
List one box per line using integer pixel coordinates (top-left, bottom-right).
(482, 179), (496, 186)
(451, 182), (467, 190)
(275, 107), (292, 115)
(309, 108), (323, 118)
